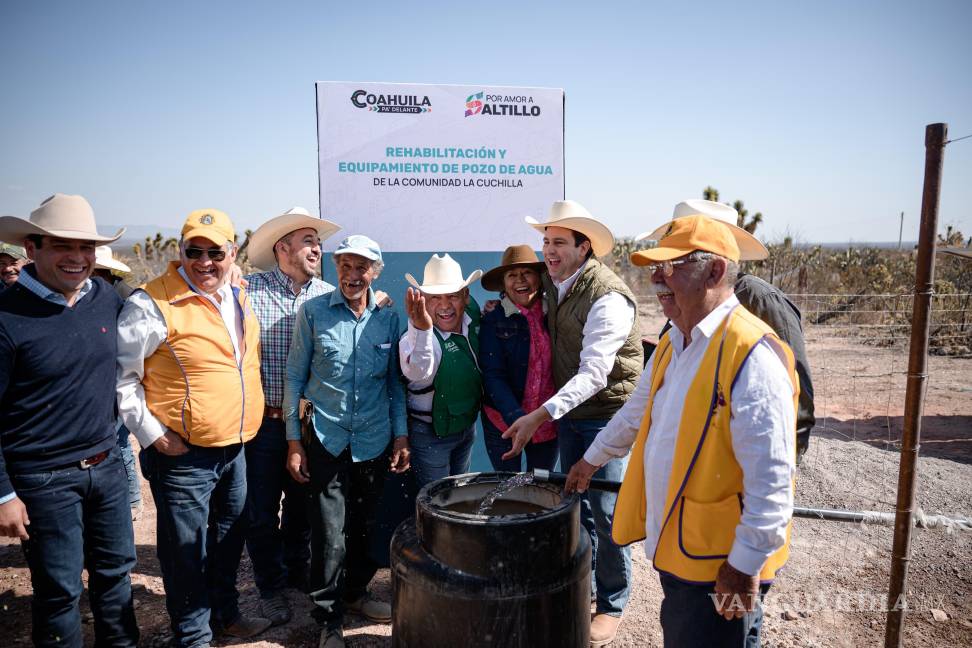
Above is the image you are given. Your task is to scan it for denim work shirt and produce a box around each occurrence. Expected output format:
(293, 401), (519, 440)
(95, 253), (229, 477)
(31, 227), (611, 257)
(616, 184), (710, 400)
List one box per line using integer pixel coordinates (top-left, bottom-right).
(283, 287), (407, 461)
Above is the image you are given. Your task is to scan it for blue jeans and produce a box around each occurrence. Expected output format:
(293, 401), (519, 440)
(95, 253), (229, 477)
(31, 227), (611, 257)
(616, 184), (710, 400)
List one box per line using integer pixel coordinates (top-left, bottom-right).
(117, 424), (142, 506)
(408, 418), (475, 489)
(244, 417), (311, 595)
(558, 417), (631, 616)
(659, 573), (770, 647)
(482, 414), (559, 472)
(12, 446), (138, 648)
(140, 442), (248, 648)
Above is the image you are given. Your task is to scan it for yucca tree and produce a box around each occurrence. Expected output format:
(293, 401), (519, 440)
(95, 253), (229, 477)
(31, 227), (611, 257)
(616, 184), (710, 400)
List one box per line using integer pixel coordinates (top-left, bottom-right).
(700, 187), (762, 234)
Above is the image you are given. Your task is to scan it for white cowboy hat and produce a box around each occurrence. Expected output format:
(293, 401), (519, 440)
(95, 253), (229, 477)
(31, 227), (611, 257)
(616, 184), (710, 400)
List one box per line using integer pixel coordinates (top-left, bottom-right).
(405, 253), (483, 295)
(0, 194), (124, 243)
(525, 200), (615, 258)
(95, 245), (131, 274)
(247, 207), (341, 271)
(635, 199), (768, 261)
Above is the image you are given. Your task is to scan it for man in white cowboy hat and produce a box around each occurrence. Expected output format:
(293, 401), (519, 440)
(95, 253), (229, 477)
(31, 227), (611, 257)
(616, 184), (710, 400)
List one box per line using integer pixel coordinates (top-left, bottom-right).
(0, 242), (28, 290)
(638, 199), (815, 462)
(504, 199), (643, 646)
(283, 235), (408, 648)
(116, 208), (271, 645)
(565, 211), (799, 648)
(0, 194), (139, 647)
(92, 245), (134, 298)
(240, 206), (340, 624)
(400, 253), (483, 488)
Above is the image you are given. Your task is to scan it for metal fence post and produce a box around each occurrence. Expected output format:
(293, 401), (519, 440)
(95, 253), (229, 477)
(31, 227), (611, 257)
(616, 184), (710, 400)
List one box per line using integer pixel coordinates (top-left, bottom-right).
(885, 122), (947, 647)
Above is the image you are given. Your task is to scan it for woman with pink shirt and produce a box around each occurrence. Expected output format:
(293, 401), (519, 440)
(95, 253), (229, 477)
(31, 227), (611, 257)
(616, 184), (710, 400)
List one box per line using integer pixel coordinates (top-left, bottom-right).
(478, 245), (559, 471)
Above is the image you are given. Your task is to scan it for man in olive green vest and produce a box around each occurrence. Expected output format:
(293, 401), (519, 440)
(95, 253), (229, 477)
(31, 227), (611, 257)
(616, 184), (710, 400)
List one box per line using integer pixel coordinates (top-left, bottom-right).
(400, 253), (484, 489)
(503, 200), (642, 646)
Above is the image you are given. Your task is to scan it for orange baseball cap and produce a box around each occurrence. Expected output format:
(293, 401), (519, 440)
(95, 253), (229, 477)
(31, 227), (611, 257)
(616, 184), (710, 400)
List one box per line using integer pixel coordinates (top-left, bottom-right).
(630, 215), (740, 265)
(181, 209), (235, 246)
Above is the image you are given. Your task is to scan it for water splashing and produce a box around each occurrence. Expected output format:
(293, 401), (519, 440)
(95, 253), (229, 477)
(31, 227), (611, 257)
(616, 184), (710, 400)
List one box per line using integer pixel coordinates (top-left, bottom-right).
(476, 473), (535, 515)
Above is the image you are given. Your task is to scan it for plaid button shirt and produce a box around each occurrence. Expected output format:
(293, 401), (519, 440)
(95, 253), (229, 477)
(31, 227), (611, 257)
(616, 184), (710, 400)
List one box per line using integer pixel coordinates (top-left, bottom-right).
(245, 267), (335, 408)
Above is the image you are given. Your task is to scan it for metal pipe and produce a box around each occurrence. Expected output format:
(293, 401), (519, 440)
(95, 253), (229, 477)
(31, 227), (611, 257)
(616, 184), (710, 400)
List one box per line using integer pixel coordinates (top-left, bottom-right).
(886, 123), (947, 648)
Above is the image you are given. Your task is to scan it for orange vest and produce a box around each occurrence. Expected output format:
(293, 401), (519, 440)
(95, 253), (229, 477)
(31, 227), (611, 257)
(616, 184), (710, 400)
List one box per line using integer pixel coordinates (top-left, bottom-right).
(612, 305), (798, 583)
(141, 262), (264, 447)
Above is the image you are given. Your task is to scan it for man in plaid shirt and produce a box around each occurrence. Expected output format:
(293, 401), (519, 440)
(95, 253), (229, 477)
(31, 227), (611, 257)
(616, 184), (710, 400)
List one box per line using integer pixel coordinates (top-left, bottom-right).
(243, 207), (341, 625)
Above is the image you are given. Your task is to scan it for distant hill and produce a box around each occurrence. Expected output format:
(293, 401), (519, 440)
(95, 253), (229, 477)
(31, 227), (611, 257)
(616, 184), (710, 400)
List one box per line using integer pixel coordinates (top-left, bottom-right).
(103, 224), (180, 253)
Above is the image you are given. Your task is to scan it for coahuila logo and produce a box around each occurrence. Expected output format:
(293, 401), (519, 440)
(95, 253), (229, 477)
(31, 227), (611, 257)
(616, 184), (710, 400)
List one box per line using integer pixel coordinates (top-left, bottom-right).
(350, 90), (432, 114)
(464, 91), (541, 118)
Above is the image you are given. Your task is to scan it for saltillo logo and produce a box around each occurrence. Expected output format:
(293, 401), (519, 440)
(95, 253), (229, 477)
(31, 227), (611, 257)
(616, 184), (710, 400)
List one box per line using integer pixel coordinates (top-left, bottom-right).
(464, 91), (541, 118)
(350, 90), (432, 114)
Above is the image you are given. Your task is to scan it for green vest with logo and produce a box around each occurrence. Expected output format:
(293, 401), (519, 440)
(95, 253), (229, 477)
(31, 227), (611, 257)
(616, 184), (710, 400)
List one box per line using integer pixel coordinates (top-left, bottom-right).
(544, 258), (643, 419)
(431, 310), (482, 438)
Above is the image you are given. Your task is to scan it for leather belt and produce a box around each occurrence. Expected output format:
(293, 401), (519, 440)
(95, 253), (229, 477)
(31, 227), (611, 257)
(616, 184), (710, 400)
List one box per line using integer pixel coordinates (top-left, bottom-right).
(58, 450), (110, 471)
(264, 406), (284, 420)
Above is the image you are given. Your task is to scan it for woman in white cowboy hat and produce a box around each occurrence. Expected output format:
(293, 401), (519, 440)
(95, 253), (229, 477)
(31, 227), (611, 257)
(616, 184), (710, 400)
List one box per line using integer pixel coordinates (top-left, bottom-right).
(478, 244), (559, 473)
(399, 253), (483, 488)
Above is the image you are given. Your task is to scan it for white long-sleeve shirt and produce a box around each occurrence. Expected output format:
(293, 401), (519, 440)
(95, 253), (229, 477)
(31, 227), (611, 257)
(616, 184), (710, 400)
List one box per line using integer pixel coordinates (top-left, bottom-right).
(585, 294), (796, 576)
(116, 271), (243, 448)
(542, 260), (636, 420)
(399, 313), (477, 422)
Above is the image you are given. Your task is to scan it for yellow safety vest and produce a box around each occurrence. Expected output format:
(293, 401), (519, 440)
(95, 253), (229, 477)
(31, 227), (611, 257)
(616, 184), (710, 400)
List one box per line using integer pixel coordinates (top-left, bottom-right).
(141, 262), (263, 447)
(612, 305), (798, 583)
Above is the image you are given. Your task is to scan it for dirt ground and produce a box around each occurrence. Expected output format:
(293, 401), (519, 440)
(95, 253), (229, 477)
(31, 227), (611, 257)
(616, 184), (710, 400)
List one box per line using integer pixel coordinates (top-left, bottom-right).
(2, 301), (970, 646)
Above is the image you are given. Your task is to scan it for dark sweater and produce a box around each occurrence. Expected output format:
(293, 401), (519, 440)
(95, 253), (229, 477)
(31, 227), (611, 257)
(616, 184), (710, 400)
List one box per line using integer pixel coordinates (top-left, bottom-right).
(0, 277), (122, 498)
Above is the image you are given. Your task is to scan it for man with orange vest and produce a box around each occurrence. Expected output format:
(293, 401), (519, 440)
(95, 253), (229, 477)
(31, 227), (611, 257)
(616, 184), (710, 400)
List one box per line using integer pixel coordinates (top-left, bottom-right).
(116, 209), (270, 646)
(565, 211), (798, 647)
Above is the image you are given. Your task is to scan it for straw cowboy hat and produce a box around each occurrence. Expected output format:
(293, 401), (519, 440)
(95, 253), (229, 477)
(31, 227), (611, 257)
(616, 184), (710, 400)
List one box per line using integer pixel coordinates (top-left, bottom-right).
(480, 245), (546, 292)
(636, 199), (768, 261)
(405, 253), (483, 295)
(247, 206), (341, 271)
(95, 246), (131, 274)
(525, 200), (615, 258)
(0, 194), (124, 243)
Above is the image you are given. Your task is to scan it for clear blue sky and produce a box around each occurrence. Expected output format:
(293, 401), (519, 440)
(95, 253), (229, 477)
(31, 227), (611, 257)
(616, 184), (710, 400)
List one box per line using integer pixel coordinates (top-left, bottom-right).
(2, 0), (970, 245)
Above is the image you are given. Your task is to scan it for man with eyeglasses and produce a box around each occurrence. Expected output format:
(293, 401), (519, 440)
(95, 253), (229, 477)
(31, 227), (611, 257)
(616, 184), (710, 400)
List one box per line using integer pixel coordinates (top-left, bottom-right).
(565, 210), (799, 648)
(239, 207), (340, 624)
(116, 209), (271, 646)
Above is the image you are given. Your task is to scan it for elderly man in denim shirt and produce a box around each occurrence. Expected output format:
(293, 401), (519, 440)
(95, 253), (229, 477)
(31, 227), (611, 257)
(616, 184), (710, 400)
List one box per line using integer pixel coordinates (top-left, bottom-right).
(283, 235), (409, 648)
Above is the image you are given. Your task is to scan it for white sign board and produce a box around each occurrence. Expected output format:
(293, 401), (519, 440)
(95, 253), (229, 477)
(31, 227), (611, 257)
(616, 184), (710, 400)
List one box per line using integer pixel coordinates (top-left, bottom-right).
(316, 82), (565, 252)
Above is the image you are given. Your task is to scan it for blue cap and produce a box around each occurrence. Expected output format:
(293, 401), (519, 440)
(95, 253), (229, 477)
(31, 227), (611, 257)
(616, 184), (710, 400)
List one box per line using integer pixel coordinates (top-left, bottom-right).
(333, 234), (382, 262)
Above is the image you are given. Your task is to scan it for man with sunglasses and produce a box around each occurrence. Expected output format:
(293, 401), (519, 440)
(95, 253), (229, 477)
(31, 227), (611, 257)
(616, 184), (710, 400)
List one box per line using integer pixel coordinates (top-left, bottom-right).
(116, 209), (270, 646)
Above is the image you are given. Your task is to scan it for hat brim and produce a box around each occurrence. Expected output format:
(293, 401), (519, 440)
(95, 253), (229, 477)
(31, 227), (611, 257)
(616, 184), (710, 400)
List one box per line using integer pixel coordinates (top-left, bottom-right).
(0, 216), (125, 244)
(406, 269), (484, 295)
(95, 257), (131, 273)
(247, 214), (342, 271)
(525, 215), (615, 258)
(640, 219), (768, 261)
(480, 261), (546, 292)
(630, 246), (700, 266)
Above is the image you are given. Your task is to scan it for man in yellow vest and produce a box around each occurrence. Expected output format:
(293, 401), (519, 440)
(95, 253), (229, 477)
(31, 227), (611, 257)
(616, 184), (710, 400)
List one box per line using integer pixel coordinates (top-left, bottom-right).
(565, 211), (798, 647)
(116, 209), (270, 646)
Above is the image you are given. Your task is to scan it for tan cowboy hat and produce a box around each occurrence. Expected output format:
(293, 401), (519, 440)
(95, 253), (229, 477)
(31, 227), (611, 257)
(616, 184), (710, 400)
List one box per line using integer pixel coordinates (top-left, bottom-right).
(0, 194), (124, 243)
(95, 245), (131, 274)
(636, 199), (768, 261)
(525, 200), (615, 257)
(405, 253), (483, 295)
(247, 207), (342, 271)
(480, 245), (546, 292)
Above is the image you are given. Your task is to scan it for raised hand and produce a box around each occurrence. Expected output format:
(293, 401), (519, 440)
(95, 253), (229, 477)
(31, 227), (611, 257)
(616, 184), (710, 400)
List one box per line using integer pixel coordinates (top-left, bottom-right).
(405, 287), (433, 331)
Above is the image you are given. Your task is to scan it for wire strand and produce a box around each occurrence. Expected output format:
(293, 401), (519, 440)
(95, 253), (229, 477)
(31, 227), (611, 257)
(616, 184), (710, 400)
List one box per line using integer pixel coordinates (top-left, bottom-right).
(945, 133), (972, 145)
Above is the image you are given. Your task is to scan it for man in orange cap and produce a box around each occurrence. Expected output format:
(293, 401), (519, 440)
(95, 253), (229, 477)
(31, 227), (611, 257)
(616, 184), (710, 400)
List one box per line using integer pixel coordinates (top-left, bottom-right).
(566, 213), (799, 647)
(117, 209), (270, 645)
